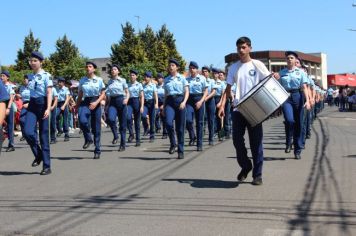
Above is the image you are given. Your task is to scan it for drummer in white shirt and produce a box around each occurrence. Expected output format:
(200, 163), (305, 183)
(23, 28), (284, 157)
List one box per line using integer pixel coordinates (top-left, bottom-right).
(218, 36), (274, 186)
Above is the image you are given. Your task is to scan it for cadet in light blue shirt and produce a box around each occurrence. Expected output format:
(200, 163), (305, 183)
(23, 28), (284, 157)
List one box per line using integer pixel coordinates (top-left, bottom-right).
(277, 51), (310, 160)
(23, 52), (53, 175)
(141, 71), (158, 141)
(76, 61), (106, 159)
(164, 58), (189, 159)
(186, 61), (208, 150)
(201, 66), (217, 145)
(50, 85), (59, 143)
(127, 69), (144, 146)
(154, 73), (167, 138)
(55, 77), (71, 142)
(1, 70), (15, 152)
(18, 75), (31, 141)
(106, 64), (129, 150)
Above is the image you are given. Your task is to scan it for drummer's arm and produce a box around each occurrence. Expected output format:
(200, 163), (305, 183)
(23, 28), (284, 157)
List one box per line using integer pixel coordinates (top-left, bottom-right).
(218, 84), (231, 117)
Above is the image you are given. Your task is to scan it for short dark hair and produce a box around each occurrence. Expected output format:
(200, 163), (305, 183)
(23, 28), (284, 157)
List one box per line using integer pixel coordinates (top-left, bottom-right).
(236, 36), (251, 47)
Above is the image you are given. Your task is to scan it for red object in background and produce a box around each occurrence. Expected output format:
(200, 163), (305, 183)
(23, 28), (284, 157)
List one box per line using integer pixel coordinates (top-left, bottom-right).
(327, 74), (356, 87)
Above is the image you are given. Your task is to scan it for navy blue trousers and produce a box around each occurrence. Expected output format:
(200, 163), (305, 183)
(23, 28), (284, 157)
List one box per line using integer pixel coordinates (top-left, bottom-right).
(79, 97), (102, 154)
(165, 95), (186, 154)
(56, 101), (69, 137)
(107, 96), (127, 146)
(5, 106), (15, 148)
(127, 97), (141, 142)
(142, 99), (156, 139)
(155, 99), (167, 135)
(232, 111), (264, 178)
(23, 97), (51, 169)
(186, 95), (205, 148)
(205, 97), (215, 143)
(50, 106), (57, 141)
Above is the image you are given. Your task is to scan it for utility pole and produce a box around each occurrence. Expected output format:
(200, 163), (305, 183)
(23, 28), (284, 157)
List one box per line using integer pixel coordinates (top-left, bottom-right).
(134, 15), (140, 33)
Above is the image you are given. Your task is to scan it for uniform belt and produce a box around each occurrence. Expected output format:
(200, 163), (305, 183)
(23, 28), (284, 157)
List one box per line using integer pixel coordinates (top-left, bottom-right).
(214, 95), (221, 98)
(144, 98), (154, 102)
(83, 96), (99, 103)
(110, 95), (124, 98)
(129, 97), (140, 99)
(190, 93), (203, 97)
(287, 89), (300, 93)
(168, 94), (183, 98)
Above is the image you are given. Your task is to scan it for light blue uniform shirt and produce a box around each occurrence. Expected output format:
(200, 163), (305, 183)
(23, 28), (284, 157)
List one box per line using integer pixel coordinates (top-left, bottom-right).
(4, 83), (15, 96)
(278, 67), (308, 91)
(156, 84), (165, 100)
(128, 81), (143, 98)
(206, 78), (217, 94)
(106, 77), (128, 97)
(164, 73), (188, 96)
(186, 75), (207, 94)
(52, 87), (58, 99)
(143, 82), (157, 100)
(28, 70), (53, 98)
(0, 80), (9, 102)
(327, 88), (334, 95)
(214, 79), (226, 96)
(231, 83), (237, 95)
(309, 77), (315, 89)
(78, 76), (105, 98)
(56, 86), (70, 102)
(19, 85), (31, 102)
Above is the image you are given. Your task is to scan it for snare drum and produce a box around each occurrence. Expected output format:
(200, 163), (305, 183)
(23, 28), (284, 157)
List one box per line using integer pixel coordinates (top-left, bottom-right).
(236, 74), (289, 127)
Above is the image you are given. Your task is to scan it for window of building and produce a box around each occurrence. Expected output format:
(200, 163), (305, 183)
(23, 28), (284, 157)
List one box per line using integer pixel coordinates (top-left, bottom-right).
(102, 67), (106, 72)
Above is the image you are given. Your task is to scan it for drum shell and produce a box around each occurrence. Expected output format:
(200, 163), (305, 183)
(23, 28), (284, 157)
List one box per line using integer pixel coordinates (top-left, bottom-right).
(237, 76), (289, 127)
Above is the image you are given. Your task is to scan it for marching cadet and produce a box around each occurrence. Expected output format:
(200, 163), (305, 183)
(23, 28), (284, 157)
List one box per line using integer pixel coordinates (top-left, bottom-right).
(0, 79), (9, 155)
(23, 51), (53, 175)
(213, 68), (226, 141)
(106, 64), (129, 151)
(141, 71), (158, 142)
(202, 66), (217, 146)
(19, 74), (31, 141)
(1, 70), (15, 152)
(276, 51), (310, 160)
(218, 69), (231, 139)
(127, 69), (144, 147)
(163, 58), (189, 159)
(55, 77), (71, 142)
(75, 61), (106, 159)
(186, 61), (208, 151)
(155, 73), (168, 139)
(50, 85), (58, 144)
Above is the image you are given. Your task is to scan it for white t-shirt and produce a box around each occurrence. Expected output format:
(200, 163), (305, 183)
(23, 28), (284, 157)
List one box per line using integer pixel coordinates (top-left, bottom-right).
(226, 59), (270, 101)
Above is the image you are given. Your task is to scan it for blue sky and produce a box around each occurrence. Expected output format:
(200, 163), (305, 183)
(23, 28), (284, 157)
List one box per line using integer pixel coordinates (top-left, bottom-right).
(1, 0), (355, 74)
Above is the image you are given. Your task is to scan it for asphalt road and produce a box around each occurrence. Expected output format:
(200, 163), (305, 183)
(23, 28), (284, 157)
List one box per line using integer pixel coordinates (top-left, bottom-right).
(0, 106), (355, 236)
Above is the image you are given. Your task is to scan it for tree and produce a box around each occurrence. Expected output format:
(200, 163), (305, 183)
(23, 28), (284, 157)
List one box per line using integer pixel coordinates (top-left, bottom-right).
(110, 22), (147, 67)
(156, 24), (186, 72)
(139, 25), (157, 62)
(50, 34), (80, 74)
(15, 30), (41, 71)
(120, 62), (157, 82)
(56, 56), (87, 81)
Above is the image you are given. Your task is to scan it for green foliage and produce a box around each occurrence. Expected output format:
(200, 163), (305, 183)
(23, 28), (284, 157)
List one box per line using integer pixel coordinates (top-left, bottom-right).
(56, 56), (88, 81)
(15, 30), (41, 71)
(1, 65), (31, 85)
(120, 62), (158, 82)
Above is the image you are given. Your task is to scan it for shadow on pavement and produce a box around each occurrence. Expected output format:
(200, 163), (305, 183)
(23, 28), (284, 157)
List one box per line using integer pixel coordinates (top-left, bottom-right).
(163, 178), (239, 188)
(120, 157), (173, 161)
(0, 171), (38, 176)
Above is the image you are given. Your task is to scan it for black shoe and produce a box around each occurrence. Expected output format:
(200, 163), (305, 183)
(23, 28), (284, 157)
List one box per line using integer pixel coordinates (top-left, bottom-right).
(285, 145), (292, 153)
(306, 134), (311, 139)
(128, 134), (134, 143)
(31, 158), (42, 167)
(177, 153), (184, 159)
(40, 168), (52, 175)
(135, 142), (141, 147)
(94, 153), (100, 159)
(237, 166), (252, 181)
(20, 137), (25, 141)
(64, 136), (70, 142)
(143, 130), (149, 136)
(149, 138), (154, 143)
(156, 128), (161, 133)
(218, 136), (223, 141)
(83, 140), (93, 149)
(6, 146), (15, 152)
(208, 141), (214, 146)
(189, 137), (196, 146)
(50, 140), (56, 144)
(162, 134), (168, 139)
(169, 146), (176, 154)
(112, 138), (118, 144)
(56, 132), (63, 137)
(295, 154), (301, 160)
(118, 146), (125, 152)
(252, 176), (263, 186)
(197, 146), (203, 151)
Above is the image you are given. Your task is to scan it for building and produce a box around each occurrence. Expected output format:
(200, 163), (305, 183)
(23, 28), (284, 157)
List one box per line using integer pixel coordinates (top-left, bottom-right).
(90, 57), (111, 82)
(225, 51), (328, 89)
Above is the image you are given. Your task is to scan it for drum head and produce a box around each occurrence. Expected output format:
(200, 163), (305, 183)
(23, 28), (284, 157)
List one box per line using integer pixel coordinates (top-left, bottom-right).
(237, 74), (273, 106)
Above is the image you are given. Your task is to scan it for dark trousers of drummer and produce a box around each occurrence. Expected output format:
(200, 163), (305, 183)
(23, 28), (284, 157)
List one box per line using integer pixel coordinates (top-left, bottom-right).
(23, 97), (51, 169)
(232, 111), (264, 178)
(50, 106), (57, 142)
(223, 99), (231, 138)
(155, 100), (167, 135)
(282, 91), (304, 155)
(5, 105), (15, 148)
(56, 102), (70, 138)
(107, 95), (127, 147)
(214, 96), (222, 134)
(165, 95), (186, 154)
(186, 94), (205, 149)
(127, 97), (141, 143)
(79, 97), (102, 154)
(142, 99), (156, 140)
(205, 97), (215, 144)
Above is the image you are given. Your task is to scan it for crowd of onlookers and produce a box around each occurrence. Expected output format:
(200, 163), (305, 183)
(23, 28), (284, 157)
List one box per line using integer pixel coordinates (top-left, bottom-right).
(327, 85), (356, 112)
